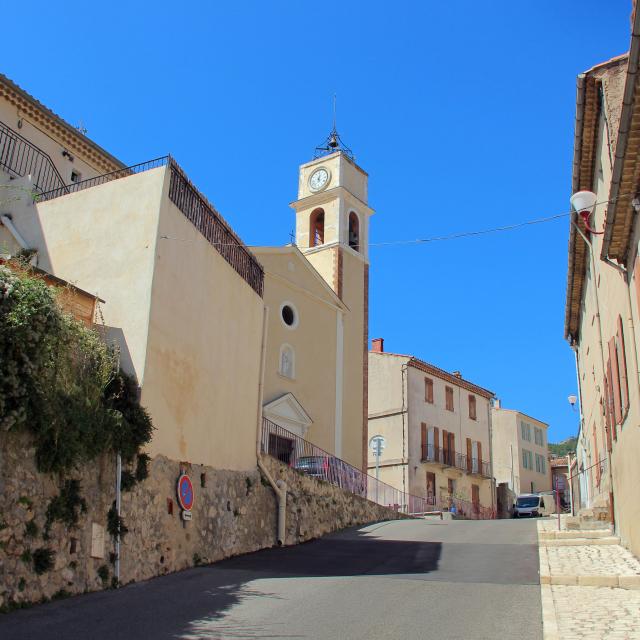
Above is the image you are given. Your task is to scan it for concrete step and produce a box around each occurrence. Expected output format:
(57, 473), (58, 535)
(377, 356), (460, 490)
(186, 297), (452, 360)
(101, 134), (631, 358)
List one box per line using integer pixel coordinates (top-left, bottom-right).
(543, 536), (620, 547)
(539, 574), (640, 589)
(539, 529), (613, 541)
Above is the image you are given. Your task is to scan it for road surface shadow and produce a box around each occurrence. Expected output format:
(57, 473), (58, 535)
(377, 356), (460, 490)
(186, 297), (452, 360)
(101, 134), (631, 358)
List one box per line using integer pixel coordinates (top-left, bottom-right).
(0, 526), (442, 640)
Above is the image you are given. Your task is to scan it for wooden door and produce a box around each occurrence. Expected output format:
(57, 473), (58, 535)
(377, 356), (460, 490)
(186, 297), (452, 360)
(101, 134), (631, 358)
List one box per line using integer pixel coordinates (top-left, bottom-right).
(472, 484), (480, 514)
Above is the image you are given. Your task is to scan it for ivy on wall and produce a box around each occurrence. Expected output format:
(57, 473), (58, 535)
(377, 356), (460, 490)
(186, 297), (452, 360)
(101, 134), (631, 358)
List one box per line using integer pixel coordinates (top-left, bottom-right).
(1, 262), (155, 589)
(0, 262), (154, 472)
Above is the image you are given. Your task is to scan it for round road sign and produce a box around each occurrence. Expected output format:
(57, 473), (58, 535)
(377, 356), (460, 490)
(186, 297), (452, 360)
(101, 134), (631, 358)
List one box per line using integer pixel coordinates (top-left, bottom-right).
(177, 474), (194, 511)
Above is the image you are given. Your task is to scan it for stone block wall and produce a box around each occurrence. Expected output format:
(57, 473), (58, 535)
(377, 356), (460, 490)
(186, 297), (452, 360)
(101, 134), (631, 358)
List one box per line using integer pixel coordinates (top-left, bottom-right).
(0, 432), (406, 610)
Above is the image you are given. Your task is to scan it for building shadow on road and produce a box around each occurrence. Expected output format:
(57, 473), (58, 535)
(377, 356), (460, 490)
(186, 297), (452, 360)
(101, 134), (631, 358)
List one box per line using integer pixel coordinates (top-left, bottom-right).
(0, 525), (442, 640)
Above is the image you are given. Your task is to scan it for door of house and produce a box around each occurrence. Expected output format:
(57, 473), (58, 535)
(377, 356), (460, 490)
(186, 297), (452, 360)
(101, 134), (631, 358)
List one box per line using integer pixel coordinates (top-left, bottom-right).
(472, 484), (480, 515)
(426, 472), (436, 504)
(268, 434), (294, 464)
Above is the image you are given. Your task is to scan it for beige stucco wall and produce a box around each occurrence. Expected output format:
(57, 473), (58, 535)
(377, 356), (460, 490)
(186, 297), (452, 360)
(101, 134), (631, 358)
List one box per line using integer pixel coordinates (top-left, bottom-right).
(141, 180), (264, 471)
(491, 408), (520, 490)
(14, 165), (264, 472)
(407, 367), (493, 508)
(574, 93), (640, 556)
(368, 353), (410, 494)
(368, 353), (493, 510)
(340, 248), (367, 468)
(25, 168), (165, 381)
(254, 248), (339, 455)
(491, 408), (551, 495)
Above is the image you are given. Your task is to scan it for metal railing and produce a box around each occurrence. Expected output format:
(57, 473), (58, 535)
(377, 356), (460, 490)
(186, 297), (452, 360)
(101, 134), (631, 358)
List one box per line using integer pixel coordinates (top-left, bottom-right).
(37, 154), (264, 297)
(421, 444), (491, 478)
(167, 161), (264, 296)
(0, 120), (67, 193)
(37, 155), (169, 201)
(261, 418), (435, 515)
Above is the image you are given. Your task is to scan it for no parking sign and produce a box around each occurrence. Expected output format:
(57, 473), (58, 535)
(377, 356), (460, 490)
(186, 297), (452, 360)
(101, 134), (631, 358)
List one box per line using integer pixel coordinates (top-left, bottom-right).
(177, 474), (194, 512)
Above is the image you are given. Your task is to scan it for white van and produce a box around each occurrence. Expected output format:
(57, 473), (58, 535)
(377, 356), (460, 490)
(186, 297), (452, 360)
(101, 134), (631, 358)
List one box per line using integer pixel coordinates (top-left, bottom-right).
(513, 493), (547, 518)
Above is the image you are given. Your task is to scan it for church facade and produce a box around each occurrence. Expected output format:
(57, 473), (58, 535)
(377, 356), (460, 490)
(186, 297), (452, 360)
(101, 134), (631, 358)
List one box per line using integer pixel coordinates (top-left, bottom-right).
(254, 150), (373, 471)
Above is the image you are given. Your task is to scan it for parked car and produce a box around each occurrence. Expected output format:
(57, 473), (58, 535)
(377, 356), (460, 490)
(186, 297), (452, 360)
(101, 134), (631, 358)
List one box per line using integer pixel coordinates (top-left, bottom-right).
(292, 455), (367, 497)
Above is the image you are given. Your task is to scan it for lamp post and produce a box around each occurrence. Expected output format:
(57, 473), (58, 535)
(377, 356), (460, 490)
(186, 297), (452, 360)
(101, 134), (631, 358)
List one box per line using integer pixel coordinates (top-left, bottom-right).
(369, 436), (386, 503)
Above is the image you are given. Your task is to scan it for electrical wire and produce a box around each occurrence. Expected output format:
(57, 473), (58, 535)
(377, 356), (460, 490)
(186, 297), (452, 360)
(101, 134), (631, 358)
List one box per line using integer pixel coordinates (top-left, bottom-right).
(159, 195), (626, 249)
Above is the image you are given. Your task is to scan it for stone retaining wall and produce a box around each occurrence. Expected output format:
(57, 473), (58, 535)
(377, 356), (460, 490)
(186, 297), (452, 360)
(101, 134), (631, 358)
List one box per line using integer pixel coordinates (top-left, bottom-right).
(0, 432), (406, 610)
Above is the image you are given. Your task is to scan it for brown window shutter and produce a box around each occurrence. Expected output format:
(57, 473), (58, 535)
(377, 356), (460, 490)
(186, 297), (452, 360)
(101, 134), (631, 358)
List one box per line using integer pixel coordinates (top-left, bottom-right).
(443, 429), (449, 464)
(478, 442), (482, 471)
(605, 363), (615, 448)
(466, 438), (472, 472)
(617, 316), (629, 415)
(434, 427), (439, 462)
(421, 423), (427, 458)
(608, 337), (623, 426)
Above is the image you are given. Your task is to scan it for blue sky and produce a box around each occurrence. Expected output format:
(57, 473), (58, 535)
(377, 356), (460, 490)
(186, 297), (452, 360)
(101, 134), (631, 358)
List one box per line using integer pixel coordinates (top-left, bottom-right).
(4, 1), (632, 442)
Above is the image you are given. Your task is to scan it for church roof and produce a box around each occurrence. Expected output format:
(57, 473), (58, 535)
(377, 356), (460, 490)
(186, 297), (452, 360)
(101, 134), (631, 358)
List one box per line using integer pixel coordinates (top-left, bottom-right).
(251, 244), (348, 311)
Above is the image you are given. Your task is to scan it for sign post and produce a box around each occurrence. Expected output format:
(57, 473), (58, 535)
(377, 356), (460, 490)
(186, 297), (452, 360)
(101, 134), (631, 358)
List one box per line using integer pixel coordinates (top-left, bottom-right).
(369, 436), (386, 503)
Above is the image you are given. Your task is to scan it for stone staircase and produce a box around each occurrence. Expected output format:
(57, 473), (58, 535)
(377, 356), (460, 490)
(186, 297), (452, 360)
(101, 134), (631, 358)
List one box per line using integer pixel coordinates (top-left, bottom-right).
(538, 516), (640, 589)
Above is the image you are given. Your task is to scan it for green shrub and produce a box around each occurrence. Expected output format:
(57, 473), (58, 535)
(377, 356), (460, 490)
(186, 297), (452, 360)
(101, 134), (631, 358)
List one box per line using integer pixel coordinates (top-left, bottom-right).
(44, 479), (87, 537)
(0, 265), (154, 473)
(32, 548), (54, 575)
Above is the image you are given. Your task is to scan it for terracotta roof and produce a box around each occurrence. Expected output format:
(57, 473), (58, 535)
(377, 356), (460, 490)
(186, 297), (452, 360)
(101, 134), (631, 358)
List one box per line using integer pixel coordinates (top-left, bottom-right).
(551, 456), (569, 468)
(601, 8), (640, 263)
(0, 73), (125, 174)
(565, 55), (629, 341)
(370, 350), (494, 399)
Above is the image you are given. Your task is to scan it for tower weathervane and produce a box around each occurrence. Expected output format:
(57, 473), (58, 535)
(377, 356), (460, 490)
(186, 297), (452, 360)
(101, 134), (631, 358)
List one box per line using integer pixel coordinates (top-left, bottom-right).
(314, 94), (354, 160)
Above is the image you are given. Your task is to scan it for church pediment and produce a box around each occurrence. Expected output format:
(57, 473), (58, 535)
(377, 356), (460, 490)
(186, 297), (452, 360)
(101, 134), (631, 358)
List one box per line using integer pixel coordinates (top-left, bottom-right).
(263, 393), (312, 437)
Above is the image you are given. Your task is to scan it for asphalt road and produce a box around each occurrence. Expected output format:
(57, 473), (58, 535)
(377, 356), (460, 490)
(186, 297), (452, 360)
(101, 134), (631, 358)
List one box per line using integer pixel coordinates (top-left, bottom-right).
(0, 518), (542, 640)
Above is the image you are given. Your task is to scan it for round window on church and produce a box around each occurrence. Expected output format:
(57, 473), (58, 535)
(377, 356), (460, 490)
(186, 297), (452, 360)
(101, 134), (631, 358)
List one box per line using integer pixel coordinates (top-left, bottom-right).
(280, 302), (298, 329)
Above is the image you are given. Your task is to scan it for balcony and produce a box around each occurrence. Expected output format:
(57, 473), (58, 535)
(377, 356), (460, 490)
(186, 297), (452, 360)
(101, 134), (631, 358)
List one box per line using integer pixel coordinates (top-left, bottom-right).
(0, 119), (67, 193)
(421, 444), (491, 479)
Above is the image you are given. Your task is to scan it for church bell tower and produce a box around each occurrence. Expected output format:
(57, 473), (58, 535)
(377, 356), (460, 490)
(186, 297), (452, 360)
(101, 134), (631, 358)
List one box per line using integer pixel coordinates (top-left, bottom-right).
(290, 129), (373, 471)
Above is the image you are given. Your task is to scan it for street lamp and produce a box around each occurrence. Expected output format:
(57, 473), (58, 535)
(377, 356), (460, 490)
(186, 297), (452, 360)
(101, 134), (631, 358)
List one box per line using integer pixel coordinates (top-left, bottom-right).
(570, 190), (603, 235)
(568, 394), (577, 411)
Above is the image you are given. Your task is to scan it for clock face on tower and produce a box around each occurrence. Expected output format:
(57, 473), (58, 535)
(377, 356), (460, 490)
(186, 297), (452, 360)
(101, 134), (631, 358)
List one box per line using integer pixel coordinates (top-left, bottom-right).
(308, 167), (330, 192)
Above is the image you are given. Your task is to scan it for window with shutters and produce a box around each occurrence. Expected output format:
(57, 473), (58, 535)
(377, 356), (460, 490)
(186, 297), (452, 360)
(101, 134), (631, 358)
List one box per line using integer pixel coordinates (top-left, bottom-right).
(522, 449), (533, 470)
(445, 386), (454, 412)
(534, 427), (544, 446)
(424, 377), (434, 403)
(472, 440), (479, 474)
(608, 335), (622, 429)
(615, 316), (629, 421)
(535, 453), (546, 474)
(420, 423), (427, 460)
(468, 395), (476, 420)
(520, 421), (531, 442)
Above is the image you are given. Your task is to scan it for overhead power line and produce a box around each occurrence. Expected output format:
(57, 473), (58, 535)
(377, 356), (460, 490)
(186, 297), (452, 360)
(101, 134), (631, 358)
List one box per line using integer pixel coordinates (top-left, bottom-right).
(369, 194), (623, 248)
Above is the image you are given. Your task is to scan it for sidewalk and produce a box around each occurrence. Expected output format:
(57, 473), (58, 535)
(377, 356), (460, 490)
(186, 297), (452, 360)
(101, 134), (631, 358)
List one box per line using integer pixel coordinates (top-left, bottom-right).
(538, 517), (640, 640)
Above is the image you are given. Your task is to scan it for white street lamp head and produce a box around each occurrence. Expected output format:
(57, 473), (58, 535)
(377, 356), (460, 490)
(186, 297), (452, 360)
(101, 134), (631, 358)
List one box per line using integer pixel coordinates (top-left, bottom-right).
(570, 190), (597, 214)
(568, 394), (577, 407)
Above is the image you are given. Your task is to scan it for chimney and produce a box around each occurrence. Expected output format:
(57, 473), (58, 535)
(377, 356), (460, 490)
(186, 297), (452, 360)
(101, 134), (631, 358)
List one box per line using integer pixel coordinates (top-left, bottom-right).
(371, 338), (384, 353)
(494, 398), (501, 409)
(452, 371), (462, 379)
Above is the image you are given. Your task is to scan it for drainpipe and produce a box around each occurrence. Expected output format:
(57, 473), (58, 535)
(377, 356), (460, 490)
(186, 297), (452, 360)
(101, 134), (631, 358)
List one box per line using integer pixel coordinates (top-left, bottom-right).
(487, 398), (495, 516)
(254, 306), (288, 546)
(572, 221), (615, 528)
(115, 452), (121, 585)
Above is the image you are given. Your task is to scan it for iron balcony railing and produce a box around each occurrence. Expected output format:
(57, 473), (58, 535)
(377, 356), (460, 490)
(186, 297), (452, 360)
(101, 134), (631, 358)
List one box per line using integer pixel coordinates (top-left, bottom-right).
(261, 418), (435, 515)
(37, 155), (169, 201)
(0, 119), (67, 194)
(37, 155), (264, 297)
(421, 444), (491, 479)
